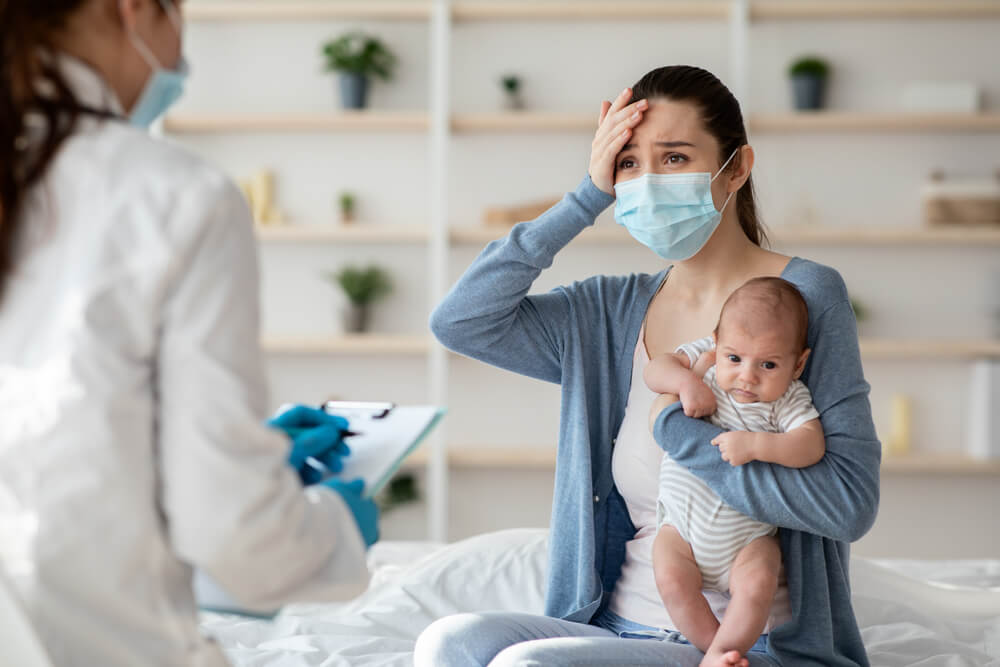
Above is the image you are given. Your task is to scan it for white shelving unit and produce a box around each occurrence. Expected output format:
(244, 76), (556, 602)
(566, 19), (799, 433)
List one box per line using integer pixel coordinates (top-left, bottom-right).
(176, 0), (1000, 541)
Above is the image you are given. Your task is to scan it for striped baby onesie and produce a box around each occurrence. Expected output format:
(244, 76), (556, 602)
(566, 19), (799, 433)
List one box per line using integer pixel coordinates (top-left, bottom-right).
(657, 335), (820, 592)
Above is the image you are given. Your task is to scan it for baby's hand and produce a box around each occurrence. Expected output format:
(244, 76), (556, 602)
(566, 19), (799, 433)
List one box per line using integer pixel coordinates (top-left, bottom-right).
(678, 376), (716, 418)
(711, 431), (758, 466)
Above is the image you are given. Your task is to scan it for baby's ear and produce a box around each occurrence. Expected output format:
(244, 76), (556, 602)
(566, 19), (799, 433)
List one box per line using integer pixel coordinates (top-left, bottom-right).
(794, 348), (811, 378)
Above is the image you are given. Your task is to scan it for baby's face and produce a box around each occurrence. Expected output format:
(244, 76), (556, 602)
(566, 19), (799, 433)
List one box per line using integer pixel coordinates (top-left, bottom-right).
(714, 317), (807, 404)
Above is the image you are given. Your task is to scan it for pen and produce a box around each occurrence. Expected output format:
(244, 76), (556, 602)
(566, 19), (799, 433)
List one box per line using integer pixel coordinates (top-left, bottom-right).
(284, 428), (361, 439)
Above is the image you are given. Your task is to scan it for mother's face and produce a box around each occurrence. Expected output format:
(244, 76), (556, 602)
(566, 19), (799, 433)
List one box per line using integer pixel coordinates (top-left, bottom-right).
(613, 98), (732, 210)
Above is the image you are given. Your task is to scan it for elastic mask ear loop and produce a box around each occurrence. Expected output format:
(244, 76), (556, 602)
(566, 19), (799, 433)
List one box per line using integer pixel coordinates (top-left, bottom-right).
(122, 0), (182, 71)
(711, 148), (739, 214)
(710, 148), (739, 182)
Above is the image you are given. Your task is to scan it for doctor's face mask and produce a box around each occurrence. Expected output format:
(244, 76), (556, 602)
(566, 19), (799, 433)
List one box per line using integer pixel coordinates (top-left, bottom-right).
(613, 148), (738, 262)
(124, 0), (189, 128)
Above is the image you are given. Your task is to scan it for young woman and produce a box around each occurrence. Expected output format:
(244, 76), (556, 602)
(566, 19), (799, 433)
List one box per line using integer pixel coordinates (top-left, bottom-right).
(417, 66), (880, 666)
(0, 1), (376, 664)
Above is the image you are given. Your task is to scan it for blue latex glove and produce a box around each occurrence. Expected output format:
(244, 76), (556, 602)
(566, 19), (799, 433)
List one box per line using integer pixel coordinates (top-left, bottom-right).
(267, 405), (351, 485)
(323, 478), (379, 548)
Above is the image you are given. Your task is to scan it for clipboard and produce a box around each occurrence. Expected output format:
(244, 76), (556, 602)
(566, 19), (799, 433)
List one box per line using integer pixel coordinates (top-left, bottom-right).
(319, 401), (446, 498)
(195, 401), (445, 617)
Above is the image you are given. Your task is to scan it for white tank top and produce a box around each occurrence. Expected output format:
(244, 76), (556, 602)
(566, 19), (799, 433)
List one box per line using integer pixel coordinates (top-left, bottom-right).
(607, 324), (792, 631)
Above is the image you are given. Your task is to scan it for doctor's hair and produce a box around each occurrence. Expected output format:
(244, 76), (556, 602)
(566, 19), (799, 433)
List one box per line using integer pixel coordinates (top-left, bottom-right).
(0, 0), (171, 302)
(715, 277), (810, 354)
(629, 65), (768, 248)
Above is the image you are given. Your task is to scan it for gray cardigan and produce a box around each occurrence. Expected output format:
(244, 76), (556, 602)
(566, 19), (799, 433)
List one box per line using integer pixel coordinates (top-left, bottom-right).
(430, 176), (881, 666)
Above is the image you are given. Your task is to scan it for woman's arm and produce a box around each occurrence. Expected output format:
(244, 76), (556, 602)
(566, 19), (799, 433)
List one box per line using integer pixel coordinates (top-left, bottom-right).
(711, 419), (826, 468)
(158, 172), (369, 610)
(652, 298), (880, 542)
(431, 88), (646, 382)
(429, 177), (613, 383)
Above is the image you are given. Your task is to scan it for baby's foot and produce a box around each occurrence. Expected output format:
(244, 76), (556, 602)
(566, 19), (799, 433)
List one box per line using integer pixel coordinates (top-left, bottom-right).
(699, 649), (749, 667)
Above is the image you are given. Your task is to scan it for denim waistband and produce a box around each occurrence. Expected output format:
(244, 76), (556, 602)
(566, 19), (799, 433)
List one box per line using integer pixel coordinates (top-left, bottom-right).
(591, 607), (769, 654)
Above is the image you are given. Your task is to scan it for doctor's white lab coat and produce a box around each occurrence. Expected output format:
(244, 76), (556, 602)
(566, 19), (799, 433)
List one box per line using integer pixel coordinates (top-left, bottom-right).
(0, 58), (369, 666)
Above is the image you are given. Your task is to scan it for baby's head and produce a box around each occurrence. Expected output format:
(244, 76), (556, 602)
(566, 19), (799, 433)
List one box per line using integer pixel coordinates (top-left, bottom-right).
(713, 277), (811, 403)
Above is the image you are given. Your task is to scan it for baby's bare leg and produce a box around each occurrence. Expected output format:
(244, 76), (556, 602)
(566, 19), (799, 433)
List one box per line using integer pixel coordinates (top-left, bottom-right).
(701, 535), (781, 667)
(652, 525), (719, 653)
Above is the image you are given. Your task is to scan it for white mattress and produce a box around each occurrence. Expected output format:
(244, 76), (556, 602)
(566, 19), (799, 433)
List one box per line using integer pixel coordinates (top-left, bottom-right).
(200, 529), (1000, 666)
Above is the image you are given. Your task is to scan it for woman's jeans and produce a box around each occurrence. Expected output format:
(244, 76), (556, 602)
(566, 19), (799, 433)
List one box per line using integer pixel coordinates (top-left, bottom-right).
(414, 607), (779, 666)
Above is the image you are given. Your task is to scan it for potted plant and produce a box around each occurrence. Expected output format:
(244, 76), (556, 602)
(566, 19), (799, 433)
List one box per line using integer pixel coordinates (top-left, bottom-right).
(321, 32), (396, 110)
(500, 74), (524, 111)
(376, 473), (420, 514)
(788, 56), (830, 110)
(338, 190), (356, 224)
(327, 265), (392, 333)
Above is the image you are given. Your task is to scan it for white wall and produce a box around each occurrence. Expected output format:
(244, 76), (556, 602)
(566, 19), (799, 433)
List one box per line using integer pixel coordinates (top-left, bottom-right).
(176, 4), (1000, 557)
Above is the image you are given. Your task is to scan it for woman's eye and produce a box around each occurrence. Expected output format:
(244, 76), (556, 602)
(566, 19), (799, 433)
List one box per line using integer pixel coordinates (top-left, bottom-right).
(618, 158), (636, 170)
(727, 354), (740, 363)
(762, 361), (776, 370)
(666, 153), (688, 165)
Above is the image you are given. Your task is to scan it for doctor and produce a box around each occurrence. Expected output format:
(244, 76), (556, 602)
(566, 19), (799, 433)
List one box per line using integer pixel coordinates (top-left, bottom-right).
(0, 1), (377, 665)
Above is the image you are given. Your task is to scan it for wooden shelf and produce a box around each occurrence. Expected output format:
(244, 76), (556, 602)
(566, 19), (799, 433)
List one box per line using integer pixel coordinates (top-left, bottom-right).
(163, 112), (429, 133)
(255, 224), (429, 243)
(405, 447), (1000, 475)
(184, 2), (431, 21)
(450, 224), (630, 245)
(262, 334), (431, 355)
(860, 339), (1000, 360)
(452, 112), (595, 133)
(184, 1), (1000, 22)
(164, 111), (1000, 135)
(451, 1), (728, 21)
(749, 112), (1000, 133)
(751, 1), (1000, 20)
(405, 446), (557, 468)
(769, 224), (1000, 246)
(880, 454), (1000, 475)
(249, 223), (1000, 246)
(451, 224), (1000, 246)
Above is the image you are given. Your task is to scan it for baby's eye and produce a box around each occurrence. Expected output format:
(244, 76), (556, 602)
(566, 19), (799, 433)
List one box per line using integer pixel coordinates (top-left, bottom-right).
(762, 361), (777, 370)
(727, 354), (740, 364)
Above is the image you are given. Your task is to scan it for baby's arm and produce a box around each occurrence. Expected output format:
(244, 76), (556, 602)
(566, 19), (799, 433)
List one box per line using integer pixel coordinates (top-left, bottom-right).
(712, 419), (826, 468)
(644, 352), (717, 428)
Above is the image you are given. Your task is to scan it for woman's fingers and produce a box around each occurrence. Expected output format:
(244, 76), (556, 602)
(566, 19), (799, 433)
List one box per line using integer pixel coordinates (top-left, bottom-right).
(605, 87), (633, 123)
(596, 97), (647, 137)
(589, 88), (647, 194)
(598, 99), (611, 126)
(593, 102), (647, 155)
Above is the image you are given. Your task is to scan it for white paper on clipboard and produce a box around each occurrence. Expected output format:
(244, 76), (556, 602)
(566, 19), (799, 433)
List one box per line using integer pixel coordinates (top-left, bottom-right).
(324, 403), (445, 498)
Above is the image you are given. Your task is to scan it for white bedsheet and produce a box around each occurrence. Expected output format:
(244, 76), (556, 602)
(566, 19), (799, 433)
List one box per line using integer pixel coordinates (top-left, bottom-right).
(200, 529), (1000, 666)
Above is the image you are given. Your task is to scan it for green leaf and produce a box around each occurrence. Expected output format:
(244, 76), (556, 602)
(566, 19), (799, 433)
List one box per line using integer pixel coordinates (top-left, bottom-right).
(788, 56), (829, 78)
(326, 264), (393, 306)
(321, 32), (397, 80)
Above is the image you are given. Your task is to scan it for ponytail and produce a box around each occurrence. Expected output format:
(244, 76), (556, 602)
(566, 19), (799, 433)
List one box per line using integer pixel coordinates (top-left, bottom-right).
(0, 0), (91, 303)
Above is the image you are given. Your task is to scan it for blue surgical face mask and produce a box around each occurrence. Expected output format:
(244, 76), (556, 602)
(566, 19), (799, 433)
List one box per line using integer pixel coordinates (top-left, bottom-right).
(613, 149), (739, 261)
(125, 0), (188, 128)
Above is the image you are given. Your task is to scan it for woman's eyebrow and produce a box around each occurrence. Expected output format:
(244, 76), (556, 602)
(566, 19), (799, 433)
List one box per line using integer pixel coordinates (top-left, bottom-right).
(620, 140), (696, 151)
(620, 140), (695, 151)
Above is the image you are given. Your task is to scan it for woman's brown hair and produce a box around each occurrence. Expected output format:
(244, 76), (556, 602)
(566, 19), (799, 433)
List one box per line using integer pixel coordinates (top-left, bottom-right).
(629, 65), (768, 248)
(0, 0), (170, 302)
(0, 0), (93, 301)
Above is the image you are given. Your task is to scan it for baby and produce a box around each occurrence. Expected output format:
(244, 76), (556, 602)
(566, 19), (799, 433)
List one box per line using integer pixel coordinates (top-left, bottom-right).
(645, 277), (825, 667)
